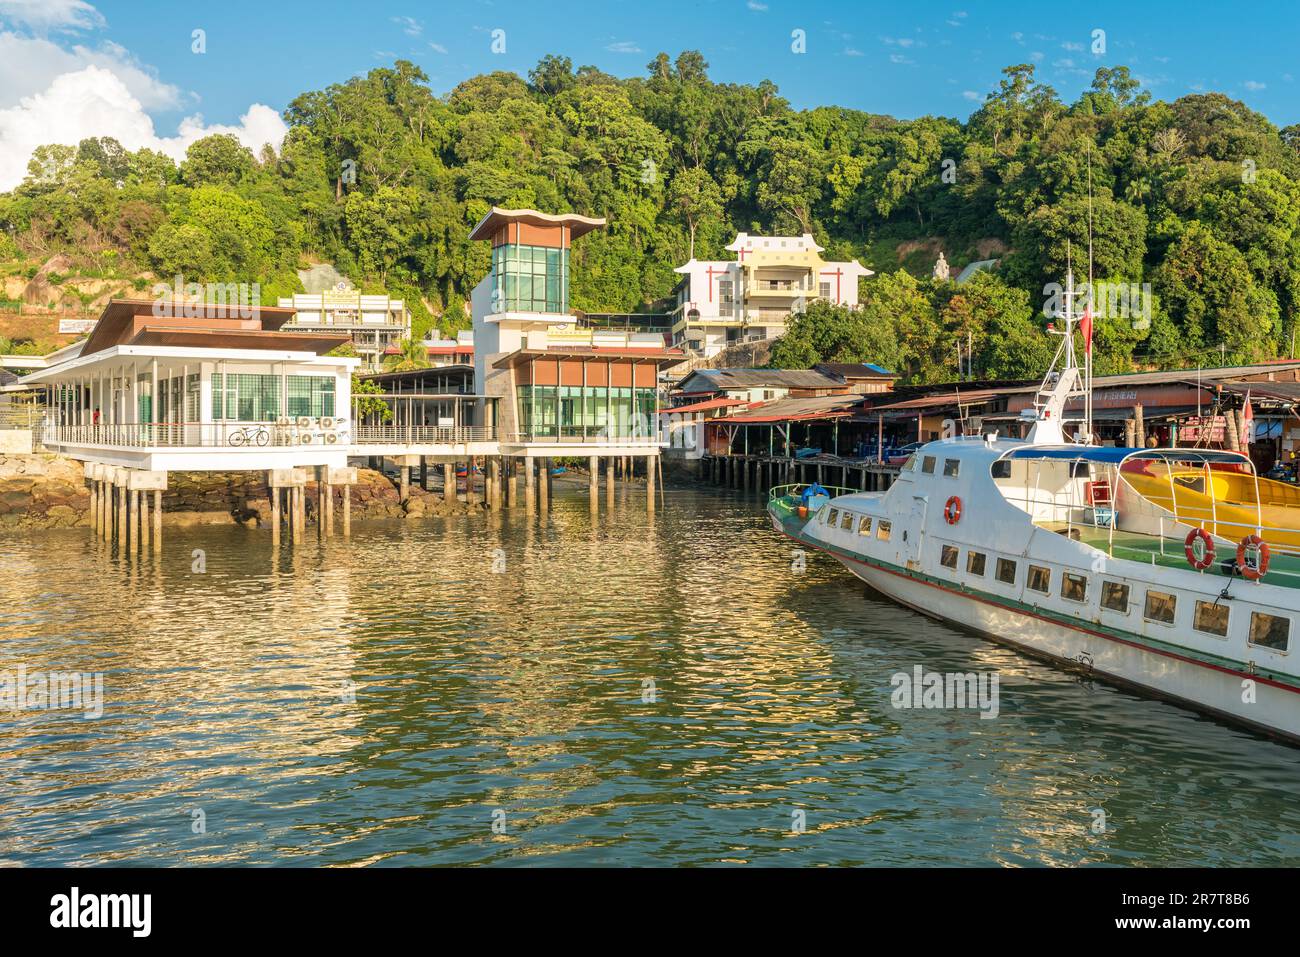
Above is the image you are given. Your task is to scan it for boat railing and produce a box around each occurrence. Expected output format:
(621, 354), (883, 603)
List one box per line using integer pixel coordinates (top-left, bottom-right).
(768, 483), (859, 502)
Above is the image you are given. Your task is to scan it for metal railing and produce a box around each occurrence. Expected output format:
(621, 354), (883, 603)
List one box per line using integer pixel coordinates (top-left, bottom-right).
(41, 420), (351, 449)
(352, 424), (494, 445)
(505, 432), (663, 445)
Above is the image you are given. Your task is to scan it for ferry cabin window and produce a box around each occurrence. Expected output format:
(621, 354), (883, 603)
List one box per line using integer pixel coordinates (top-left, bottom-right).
(1026, 564), (1051, 593)
(990, 460), (1011, 479)
(858, 515), (873, 535)
(967, 551), (986, 576)
(826, 508), (839, 526)
(1249, 612), (1291, 651)
(940, 545), (959, 569)
(877, 521), (892, 541)
(840, 511), (854, 531)
(943, 458), (960, 478)
(1101, 581), (1130, 613)
(995, 558), (1017, 585)
(1144, 590), (1177, 625)
(1060, 572), (1087, 603)
(1193, 601), (1230, 638)
(921, 456), (936, 475)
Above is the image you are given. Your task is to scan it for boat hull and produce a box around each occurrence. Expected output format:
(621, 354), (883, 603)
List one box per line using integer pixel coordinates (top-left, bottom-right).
(833, 551), (1300, 744)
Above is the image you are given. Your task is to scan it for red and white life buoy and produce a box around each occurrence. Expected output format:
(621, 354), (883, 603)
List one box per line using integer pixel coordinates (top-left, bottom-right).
(1184, 527), (1215, 570)
(943, 496), (962, 525)
(1237, 534), (1271, 580)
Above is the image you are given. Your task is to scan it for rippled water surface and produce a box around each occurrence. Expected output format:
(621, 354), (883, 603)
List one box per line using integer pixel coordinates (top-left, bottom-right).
(3, 483), (1300, 866)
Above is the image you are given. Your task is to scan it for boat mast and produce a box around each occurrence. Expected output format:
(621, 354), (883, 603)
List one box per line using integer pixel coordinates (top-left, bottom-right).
(1024, 247), (1091, 445)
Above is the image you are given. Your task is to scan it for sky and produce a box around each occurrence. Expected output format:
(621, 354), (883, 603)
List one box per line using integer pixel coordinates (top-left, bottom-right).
(0, 0), (1295, 190)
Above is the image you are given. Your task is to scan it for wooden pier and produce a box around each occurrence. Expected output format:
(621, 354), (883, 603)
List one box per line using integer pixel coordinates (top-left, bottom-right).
(700, 454), (900, 496)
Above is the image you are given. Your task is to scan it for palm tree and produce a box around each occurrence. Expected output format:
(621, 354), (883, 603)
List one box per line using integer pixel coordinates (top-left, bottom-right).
(383, 337), (431, 373)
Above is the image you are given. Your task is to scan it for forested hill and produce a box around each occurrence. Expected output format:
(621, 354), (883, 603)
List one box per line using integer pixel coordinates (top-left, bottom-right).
(1, 53), (1298, 382)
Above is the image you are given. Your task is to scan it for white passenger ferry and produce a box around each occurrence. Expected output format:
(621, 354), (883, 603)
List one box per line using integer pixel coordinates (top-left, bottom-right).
(769, 286), (1300, 743)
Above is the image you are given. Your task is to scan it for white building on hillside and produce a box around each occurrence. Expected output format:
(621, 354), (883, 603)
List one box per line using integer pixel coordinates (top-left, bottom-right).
(670, 234), (873, 358)
(278, 291), (410, 370)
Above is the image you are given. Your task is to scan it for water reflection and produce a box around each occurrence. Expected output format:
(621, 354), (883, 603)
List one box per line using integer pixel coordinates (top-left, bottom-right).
(1, 484), (1299, 866)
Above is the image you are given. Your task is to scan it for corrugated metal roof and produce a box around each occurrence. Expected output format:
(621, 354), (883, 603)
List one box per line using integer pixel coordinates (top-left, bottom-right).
(677, 368), (843, 392)
(715, 393), (864, 423)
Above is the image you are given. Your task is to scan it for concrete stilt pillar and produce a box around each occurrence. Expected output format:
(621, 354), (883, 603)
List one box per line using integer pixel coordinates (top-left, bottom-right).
(444, 462), (456, 504)
(606, 455), (615, 506)
(116, 481), (127, 548)
(140, 491), (150, 556)
(324, 480), (334, 537)
(399, 465), (410, 504)
(507, 458), (518, 507)
(420, 457), (429, 491)
(129, 489), (139, 557)
(538, 457), (549, 511)
(153, 489), (161, 551)
(343, 484), (352, 537)
(524, 457), (535, 511)
(743, 457), (750, 493)
(589, 455), (599, 511)
(647, 454), (656, 512)
(271, 478), (281, 549)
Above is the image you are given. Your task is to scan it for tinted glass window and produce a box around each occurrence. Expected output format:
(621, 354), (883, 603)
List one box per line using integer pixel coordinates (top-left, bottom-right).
(1101, 581), (1129, 612)
(1144, 591), (1177, 624)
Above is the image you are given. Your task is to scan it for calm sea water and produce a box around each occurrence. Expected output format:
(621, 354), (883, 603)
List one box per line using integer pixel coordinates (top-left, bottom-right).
(2, 483), (1300, 867)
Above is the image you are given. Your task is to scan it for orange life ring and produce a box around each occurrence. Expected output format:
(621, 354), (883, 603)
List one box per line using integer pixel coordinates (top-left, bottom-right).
(1237, 534), (1271, 580)
(1184, 527), (1215, 570)
(943, 495), (962, 525)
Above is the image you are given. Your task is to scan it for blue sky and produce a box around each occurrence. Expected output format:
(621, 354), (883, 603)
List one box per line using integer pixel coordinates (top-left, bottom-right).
(0, 1), (1294, 189)
(97, 0), (1296, 125)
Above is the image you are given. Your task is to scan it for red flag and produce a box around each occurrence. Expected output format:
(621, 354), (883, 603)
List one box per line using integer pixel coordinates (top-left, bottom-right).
(1079, 307), (1093, 355)
(1243, 390), (1254, 444)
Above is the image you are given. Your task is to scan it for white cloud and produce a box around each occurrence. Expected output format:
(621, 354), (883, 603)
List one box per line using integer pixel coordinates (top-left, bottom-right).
(606, 40), (642, 54)
(1243, 80), (1266, 91)
(962, 90), (981, 101)
(889, 53), (914, 65)
(844, 48), (864, 57)
(0, 65), (287, 190)
(1061, 41), (1084, 52)
(391, 15), (422, 37)
(429, 42), (448, 54)
(0, 31), (182, 110)
(0, 0), (104, 33)
(746, 0), (768, 9)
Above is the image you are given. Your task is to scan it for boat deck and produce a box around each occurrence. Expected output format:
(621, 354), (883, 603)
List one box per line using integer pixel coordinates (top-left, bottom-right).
(1042, 522), (1300, 589)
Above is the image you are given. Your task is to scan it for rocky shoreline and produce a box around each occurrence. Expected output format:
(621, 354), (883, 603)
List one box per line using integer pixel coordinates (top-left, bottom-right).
(0, 454), (485, 530)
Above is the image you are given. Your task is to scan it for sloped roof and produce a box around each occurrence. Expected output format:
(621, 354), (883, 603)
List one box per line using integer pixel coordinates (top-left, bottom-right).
(676, 368), (843, 393)
(813, 362), (894, 379)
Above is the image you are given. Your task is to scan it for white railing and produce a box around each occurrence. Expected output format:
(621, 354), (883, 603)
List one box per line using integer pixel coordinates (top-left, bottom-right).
(351, 425), (495, 445)
(41, 420), (351, 449)
(505, 432), (664, 445)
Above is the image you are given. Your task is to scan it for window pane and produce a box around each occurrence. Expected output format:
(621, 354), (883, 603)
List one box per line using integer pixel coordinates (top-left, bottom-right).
(877, 520), (891, 541)
(1061, 573), (1087, 602)
(1193, 601), (1230, 637)
(996, 558), (1016, 584)
(1027, 565), (1050, 593)
(1101, 581), (1130, 612)
(1144, 591), (1177, 624)
(967, 551), (986, 576)
(858, 516), (872, 535)
(921, 456), (935, 474)
(1249, 612), (1290, 651)
(827, 508), (839, 526)
(940, 545), (958, 569)
(943, 458), (960, 477)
